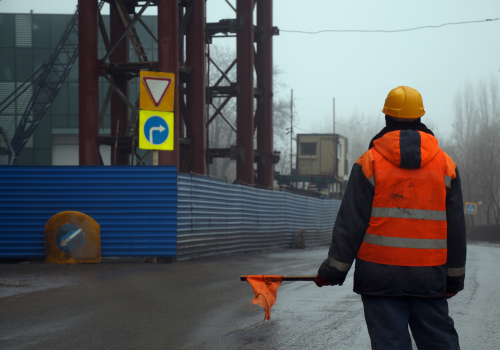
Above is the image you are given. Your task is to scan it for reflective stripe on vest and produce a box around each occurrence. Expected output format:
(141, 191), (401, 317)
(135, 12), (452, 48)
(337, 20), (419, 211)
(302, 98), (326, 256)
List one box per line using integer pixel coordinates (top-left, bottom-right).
(357, 148), (448, 267)
(363, 233), (447, 249)
(371, 207), (446, 221)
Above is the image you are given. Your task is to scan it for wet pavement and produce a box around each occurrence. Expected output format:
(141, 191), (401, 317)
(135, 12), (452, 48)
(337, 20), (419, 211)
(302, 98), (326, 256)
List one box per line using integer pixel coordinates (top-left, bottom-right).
(0, 243), (499, 349)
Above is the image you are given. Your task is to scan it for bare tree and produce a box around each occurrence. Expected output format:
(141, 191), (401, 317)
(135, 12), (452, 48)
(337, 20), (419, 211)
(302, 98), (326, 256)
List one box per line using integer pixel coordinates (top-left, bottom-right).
(444, 76), (500, 225)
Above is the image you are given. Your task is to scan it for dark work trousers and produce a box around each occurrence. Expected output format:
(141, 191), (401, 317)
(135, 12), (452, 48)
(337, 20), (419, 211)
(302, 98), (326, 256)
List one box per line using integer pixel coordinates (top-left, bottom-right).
(361, 295), (460, 350)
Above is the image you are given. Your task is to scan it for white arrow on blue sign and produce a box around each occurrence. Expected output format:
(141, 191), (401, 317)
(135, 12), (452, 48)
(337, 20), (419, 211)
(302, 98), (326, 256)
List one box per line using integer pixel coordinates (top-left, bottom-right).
(144, 116), (169, 145)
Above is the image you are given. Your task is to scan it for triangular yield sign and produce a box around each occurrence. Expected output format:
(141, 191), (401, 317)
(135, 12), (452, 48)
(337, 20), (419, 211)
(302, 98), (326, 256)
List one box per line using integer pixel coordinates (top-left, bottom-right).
(142, 76), (173, 108)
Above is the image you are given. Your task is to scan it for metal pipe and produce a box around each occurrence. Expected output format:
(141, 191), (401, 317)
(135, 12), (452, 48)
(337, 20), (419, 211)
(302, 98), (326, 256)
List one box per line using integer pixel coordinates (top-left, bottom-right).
(290, 89), (293, 175)
(98, 85), (113, 129)
(213, 59), (236, 87)
(333, 97), (339, 190)
(0, 64), (45, 113)
(158, 0), (179, 168)
(211, 103), (237, 132)
(256, 0), (274, 189)
(98, 11), (113, 62)
(110, 1), (129, 165)
(225, 0), (236, 12)
(186, 0), (207, 174)
(207, 55), (232, 85)
(137, 16), (158, 43)
(136, 150), (152, 165)
(100, 1), (151, 64)
(236, 0), (255, 184)
(113, 120), (119, 165)
(102, 75), (138, 118)
(78, 0), (100, 165)
(208, 97), (231, 124)
(178, 5), (185, 140)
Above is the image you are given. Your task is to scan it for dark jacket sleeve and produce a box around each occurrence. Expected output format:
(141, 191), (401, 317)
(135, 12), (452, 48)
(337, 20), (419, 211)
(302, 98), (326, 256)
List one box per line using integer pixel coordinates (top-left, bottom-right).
(318, 163), (374, 285)
(446, 167), (467, 292)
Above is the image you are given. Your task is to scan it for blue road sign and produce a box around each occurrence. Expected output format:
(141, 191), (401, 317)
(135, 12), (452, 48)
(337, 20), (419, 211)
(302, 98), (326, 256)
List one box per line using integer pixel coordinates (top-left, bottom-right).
(144, 115), (169, 145)
(56, 223), (85, 254)
(465, 203), (477, 215)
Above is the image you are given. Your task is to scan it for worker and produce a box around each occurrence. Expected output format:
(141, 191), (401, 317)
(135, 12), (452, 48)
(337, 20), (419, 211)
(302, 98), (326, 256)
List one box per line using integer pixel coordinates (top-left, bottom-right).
(315, 86), (466, 350)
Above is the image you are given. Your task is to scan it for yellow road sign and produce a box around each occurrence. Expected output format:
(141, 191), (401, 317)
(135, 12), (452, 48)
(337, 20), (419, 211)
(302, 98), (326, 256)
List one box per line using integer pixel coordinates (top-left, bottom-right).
(140, 71), (175, 112)
(139, 110), (174, 150)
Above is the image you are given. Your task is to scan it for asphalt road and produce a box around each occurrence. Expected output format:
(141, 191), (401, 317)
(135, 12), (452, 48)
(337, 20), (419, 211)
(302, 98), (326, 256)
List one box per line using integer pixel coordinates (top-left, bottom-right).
(0, 242), (498, 349)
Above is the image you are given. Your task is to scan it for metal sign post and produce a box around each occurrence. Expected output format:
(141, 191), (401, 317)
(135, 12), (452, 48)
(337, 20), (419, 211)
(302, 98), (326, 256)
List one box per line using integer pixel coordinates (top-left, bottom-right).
(153, 151), (159, 166)
(138, 71), (175, 165)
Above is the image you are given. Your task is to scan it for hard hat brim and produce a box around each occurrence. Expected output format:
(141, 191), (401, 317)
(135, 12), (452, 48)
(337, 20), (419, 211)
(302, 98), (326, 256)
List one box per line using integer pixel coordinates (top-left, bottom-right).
(382, 108), (425, 119)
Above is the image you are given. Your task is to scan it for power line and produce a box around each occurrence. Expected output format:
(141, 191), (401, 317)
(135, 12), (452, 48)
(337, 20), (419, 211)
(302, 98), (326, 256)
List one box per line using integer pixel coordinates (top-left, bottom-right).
(281, 18), (500, 34)
(294, 126), (322, 134)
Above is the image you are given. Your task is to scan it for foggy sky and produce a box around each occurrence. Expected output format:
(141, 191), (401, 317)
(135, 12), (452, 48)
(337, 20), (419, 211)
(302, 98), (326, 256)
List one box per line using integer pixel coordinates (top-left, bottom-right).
(2, 0), (500, 139)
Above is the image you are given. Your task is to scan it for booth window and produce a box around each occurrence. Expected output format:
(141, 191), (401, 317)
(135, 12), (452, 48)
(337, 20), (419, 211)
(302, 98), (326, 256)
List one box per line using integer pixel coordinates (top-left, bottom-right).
(300, 142), (317, 156)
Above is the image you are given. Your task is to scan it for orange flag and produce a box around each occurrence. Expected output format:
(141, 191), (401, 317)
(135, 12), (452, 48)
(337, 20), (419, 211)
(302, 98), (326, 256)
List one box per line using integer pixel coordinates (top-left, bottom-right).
(246, 275), (283, 322)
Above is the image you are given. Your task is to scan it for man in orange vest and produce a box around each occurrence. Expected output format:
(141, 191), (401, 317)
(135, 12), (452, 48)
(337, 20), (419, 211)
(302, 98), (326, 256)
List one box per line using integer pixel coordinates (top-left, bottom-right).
(315, 86), (466, 350)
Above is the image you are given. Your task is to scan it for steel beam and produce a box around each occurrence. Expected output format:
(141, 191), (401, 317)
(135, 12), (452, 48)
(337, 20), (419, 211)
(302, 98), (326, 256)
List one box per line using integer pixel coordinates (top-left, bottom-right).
(110, 1), (130, 165)
(178, 5), (185, 140)
(178, 5), (185, 166)
(236, 0), (255, 184)
(158, 0), (179, 168)
(186, 0), (207, 174)
(78, 0), (100, 165)
(213, 58), (236, 88)
(99, 1), (151, 64)
(256, 0), (274, 188)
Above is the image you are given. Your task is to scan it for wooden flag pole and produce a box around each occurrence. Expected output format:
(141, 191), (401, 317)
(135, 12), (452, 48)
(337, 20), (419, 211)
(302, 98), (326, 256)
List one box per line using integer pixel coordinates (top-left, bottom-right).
(240, 275), (316, 282)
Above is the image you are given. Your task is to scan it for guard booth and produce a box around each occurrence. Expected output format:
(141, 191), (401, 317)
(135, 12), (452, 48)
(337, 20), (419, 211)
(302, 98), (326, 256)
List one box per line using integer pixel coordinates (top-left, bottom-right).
(296, 133), (348, 198)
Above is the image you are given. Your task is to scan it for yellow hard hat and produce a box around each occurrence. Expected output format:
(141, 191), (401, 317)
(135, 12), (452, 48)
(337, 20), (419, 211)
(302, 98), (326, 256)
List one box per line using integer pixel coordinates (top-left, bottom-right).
(382, 86), (425, 119)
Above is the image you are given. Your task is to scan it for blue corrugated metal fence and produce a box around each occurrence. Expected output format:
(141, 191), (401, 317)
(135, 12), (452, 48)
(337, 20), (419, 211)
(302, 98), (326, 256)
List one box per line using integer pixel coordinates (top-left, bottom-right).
(0, 169), (340, 260)
(177, 174), (341, 260)
(0, 166), (177, 258)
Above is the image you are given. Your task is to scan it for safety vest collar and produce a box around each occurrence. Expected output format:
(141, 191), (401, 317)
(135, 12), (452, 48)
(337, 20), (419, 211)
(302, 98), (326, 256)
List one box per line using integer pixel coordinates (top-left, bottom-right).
(372, 130), (440, 169)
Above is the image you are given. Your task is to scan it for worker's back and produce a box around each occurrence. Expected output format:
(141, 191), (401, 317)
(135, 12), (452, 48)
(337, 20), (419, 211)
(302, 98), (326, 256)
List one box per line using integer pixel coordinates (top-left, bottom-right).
(315, 86), (466, 350)
(353, 129), (461, 297)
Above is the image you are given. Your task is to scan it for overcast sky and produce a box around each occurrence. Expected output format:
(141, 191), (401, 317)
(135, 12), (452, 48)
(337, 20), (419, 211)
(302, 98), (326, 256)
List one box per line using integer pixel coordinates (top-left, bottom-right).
(2, 0), (500, 138)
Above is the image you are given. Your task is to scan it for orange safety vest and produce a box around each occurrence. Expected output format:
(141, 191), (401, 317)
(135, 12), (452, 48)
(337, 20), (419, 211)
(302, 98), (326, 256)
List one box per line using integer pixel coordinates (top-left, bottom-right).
(356, 131), (456, 267)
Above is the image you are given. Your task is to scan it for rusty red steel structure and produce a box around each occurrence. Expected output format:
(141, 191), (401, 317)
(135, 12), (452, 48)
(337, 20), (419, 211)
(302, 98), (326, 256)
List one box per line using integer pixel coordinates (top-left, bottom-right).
(78, 0), (99, 165)
(256, 0), (274, 189)
(157, 0), (180, 167)
(110, 1), (130, 166)
(77, 0), (277, 188)
(186, 0), (207, 174)
(236, 0), (254, 185)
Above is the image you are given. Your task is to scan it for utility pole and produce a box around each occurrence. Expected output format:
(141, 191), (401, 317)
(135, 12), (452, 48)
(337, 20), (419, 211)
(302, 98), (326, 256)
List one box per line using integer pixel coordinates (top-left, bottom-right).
(332, 97), (335, 139)
(333, 97), (336, 195)
(290, 89), (293, 175)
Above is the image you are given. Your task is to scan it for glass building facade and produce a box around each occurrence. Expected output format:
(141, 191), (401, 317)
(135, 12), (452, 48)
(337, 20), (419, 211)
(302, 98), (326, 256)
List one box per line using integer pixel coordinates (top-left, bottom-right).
(0, 13), (159, 165)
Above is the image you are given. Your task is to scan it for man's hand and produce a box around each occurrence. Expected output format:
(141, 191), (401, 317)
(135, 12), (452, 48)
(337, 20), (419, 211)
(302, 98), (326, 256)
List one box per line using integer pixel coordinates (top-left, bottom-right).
(445, 292), (458, 299)
(315, 274), (335, 287)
